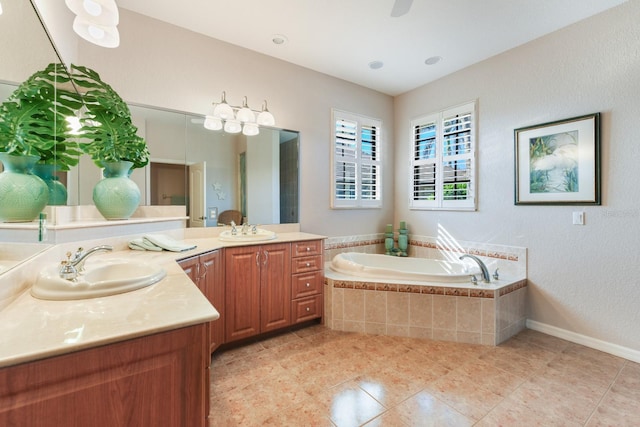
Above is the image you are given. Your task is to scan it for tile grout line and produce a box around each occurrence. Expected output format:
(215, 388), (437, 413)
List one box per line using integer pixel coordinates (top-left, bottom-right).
(581, 359), (626, 426)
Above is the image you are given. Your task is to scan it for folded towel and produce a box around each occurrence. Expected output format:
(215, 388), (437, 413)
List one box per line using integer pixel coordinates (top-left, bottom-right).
(128, 238), (163, 252)
(143, 234), (197, 252)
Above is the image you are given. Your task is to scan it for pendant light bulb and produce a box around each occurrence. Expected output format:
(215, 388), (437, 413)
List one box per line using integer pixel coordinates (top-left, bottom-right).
(213, 91), (235, 120)
(256, 100), (275, 126)
(224, 119), (242, 134)
(204, 115), (223, 131)
(242, 123), (260, 136)
(236, 96), (256, 123)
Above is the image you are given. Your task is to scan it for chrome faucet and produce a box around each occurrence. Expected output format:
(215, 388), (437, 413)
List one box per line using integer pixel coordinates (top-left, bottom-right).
(60, 245), (113, 280)
(230, 221), (238, 235)
(241, 222), (251, 235)
(459, 254), (491, 283)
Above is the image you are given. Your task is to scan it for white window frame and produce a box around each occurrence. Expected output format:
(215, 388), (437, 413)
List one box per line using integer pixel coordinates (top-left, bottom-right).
(409, 100), (477, 211)
(331, 109), (382, 209)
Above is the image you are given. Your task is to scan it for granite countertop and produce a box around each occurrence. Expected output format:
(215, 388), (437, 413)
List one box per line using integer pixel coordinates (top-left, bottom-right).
(0, 231), (325, 368)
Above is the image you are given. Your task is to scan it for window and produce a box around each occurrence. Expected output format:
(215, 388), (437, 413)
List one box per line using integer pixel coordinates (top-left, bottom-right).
(331, 109), (382, 208)
(410, 101), (476, 211)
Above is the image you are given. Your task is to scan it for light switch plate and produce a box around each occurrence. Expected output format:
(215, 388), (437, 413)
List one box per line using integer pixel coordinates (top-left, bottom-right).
(572, 211), (585, 225)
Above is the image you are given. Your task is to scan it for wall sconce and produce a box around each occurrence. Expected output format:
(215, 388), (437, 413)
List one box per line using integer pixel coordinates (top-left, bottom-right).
(204, 91), (275, 136)
(65, 0), (120, 48)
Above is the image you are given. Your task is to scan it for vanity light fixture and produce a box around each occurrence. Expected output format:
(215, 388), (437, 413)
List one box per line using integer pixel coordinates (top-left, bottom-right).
(65, 0), (120, 48)
(205, 92), (276, 135)
(0, 2), (3, 16)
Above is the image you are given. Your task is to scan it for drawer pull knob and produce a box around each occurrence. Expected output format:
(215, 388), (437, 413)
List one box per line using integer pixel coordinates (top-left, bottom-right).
(306, 282), (310, 287)
(306, 307), (310, 312)
(306, 247), (311, 251)
(306, 262), (311, 267)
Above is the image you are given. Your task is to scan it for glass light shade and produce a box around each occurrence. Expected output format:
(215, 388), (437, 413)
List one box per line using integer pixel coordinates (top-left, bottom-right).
(242, 123), (260, 136)
(65, 0), (119, 26)
(72, 16), (120, 48)
(213, 102), (235, 120)
(203, 116), (222, 131)
(0, 3), (3, 16)
(236, 106), (255, 123)
(256, 110), (275, 126)
(224, 120), (242, 134)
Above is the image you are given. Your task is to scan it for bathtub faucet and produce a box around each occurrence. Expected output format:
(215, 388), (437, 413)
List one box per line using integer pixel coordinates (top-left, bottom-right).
(459, 254), (490, 283)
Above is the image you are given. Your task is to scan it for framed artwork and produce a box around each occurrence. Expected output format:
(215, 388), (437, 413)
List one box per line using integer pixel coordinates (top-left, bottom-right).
(514, 113), (601, 205)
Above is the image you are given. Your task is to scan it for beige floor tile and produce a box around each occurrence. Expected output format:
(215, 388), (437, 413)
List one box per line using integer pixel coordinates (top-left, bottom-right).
(512, 328), (570, 352)
(610, 362), (640, 401)
(508, 374), (601, 424)
(393, 391), (474, 426)
(477, 396), (583, 427)
(262, 398), (336, 426)
(361, 409), (410, 426)
(449, 358), (527, 397)
(587, 391), (640, 426)
(210, 326), (639, 427)
(314, 380), (387, 427)
(354, 365), (425, 407)
(425, 371), (504, 420)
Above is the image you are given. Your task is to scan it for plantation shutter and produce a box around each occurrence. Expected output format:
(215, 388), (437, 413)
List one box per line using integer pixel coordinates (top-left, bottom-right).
(410, 101), (476, 210)
(331, 110), (382, 208)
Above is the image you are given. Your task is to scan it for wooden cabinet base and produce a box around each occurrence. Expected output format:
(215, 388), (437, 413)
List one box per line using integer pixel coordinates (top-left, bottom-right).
(0, 325), (208, 427)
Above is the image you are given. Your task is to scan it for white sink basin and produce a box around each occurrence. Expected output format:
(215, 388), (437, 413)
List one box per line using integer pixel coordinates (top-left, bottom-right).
(31, 260), (167, 300)
(218, 229), (277, 242)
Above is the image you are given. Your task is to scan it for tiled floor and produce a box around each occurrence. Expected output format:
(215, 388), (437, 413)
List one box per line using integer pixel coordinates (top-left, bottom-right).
(209, 325), (640, 426)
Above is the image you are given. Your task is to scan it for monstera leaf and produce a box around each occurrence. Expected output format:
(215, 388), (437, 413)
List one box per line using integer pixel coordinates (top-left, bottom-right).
(0, 63), (83, 171)
(70, 64), (149, 170)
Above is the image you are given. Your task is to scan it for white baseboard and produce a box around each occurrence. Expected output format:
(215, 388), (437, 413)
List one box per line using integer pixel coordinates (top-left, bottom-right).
(526, 319), (640, 364)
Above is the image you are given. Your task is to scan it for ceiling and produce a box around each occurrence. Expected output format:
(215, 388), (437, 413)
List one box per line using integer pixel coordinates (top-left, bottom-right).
(116, 0), (626, 96)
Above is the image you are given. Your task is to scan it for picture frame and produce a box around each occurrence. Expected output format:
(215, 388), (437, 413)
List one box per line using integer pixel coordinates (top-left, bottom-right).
(514, 113), (601, 205)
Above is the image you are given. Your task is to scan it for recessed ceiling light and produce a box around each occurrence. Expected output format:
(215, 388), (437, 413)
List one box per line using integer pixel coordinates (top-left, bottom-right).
(425, 56), (442, 65)
(272, 34), (288, 45)
(369, 61), (384, 70)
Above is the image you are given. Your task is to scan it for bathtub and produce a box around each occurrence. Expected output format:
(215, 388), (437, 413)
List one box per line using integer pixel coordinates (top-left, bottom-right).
(329, 252), (480, 283)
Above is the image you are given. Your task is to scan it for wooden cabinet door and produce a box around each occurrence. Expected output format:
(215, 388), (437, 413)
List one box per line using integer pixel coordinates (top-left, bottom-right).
(178, 255), (200, 285)
(224, 246), (261, 342)
(200, 250), (224, 353)
(260, 243), (291, 333)
(0, 325), (208, 427)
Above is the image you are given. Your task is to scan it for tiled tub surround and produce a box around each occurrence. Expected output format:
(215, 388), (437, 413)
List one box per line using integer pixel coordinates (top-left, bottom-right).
(324, 234), (527, 345)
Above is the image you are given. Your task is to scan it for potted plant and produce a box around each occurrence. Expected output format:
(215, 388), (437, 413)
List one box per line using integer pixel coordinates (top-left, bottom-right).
(69, 64), (150, 219)
(0, 63), (83, 219)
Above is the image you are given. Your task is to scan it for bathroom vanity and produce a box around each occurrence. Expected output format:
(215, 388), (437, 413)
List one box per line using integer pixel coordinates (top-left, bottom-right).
(220, 239), (324, 344)
(179, 237), (324, 348)
(0, 229), (324, 426)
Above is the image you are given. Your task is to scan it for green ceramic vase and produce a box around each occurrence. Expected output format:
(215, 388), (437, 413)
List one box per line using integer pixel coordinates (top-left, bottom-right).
(33, 163), (68, 206)
(0, 153), (49, 222)
(93, 161), (141, 220)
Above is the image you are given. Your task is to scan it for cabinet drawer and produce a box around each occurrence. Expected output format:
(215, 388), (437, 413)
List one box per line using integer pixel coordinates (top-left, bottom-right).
(291, 255), (323, 274)
(292, 240), (323, 257)
(292, 271), (323, 299)
(291, 295), (322, 323)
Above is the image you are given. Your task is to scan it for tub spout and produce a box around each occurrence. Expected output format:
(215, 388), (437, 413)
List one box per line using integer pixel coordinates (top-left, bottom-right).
(459, 254), (490, 283)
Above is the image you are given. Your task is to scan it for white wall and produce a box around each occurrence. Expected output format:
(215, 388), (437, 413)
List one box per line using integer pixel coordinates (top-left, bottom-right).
(69, 9), (395, 237)
(0, 0), (60, 83)
(394, 0), (640, 351)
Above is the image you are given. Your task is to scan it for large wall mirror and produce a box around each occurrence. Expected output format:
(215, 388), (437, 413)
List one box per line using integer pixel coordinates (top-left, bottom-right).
(1, 2), (300, 233)
(74, 104), (300, 226)
(0, 1), (63, 271)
